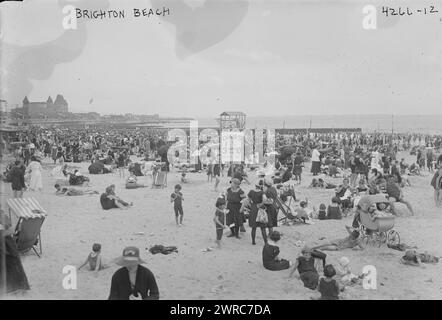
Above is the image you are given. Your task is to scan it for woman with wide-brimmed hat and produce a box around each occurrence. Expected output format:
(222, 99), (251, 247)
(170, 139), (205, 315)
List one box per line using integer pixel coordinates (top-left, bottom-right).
(225, 178), (246, 238)
(108, 246), (159, 300)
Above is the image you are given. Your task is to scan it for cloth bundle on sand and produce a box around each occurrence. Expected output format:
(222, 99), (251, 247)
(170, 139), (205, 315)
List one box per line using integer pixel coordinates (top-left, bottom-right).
(148, 245), (178, 255)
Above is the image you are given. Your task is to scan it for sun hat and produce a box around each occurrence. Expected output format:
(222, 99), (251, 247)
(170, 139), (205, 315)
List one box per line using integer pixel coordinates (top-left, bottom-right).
(114, 246), (146, 267)
(231, 178), (241, 185)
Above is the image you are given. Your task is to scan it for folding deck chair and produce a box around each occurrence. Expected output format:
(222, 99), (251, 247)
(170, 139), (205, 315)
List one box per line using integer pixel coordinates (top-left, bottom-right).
(14, 217), (45, 257)
(7, 198), (47, 258)
(275, 195), (304, 225)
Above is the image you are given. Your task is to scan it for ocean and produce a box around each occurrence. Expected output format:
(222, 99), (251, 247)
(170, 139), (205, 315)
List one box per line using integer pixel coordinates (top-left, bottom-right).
(196, 114), (442, 134)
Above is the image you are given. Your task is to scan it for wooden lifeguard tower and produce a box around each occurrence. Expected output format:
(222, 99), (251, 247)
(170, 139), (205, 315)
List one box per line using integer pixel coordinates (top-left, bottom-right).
(219, 111), (246, 131)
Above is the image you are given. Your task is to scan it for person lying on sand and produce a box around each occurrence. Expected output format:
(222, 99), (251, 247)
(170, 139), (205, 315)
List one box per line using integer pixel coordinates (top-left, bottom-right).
(400, 250), (439, 266)
(311, 226), (364, 251)
(78, 243), (109, 274)
(54, 184), (99, 196)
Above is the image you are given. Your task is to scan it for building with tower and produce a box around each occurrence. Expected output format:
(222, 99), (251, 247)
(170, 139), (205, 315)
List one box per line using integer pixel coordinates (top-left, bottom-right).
(21, 94), (69, 118)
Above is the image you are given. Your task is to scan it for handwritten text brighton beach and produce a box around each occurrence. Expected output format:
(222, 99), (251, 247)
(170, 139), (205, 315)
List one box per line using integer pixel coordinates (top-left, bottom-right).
(74, 7), (171, 20)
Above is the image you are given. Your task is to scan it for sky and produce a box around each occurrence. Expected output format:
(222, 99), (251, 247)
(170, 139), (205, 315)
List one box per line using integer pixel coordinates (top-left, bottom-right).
(1, 0), (441, 117)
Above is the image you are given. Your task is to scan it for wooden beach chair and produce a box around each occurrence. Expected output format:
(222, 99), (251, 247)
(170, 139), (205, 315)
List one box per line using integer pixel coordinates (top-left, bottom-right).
(275, 195), (303, 225)
(14, 217), (45, 257)
(7, 198), (47, 258)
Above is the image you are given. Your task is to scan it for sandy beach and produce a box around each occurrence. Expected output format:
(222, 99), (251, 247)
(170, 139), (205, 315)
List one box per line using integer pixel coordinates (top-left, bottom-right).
(1, 151), (441, 300)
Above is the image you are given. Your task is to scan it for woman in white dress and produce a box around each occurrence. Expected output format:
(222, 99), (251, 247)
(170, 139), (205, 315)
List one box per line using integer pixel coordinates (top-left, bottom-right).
(26, 156), (43, 191)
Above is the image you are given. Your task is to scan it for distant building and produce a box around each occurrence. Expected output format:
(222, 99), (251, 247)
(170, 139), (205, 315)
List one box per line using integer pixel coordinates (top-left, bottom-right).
(22, 94), (69, 118)
(0, 99), (9, 124)
(219, 111), (246, 130)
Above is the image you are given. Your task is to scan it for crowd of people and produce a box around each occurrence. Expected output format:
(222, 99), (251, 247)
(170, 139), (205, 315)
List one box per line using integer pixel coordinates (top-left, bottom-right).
(1, 125), (441, 299)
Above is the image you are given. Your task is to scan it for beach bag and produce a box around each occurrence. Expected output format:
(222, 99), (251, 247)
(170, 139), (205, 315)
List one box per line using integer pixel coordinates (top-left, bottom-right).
(256, 208), (268, 224)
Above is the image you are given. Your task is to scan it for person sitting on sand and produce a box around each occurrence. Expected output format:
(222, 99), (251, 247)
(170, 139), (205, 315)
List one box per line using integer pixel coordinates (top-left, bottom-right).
(262, 231), (291, 271)
(294, 200), (311, 222)
(326, 197), (342, 220)
(78, 243), (109, 273)
(335, 178), (352, 211)
(408, 162), (420, 175)
(316, 264), (341, 300)
(125, 173), (146, 189)
(55, 184), (99, 196)
(311, 226), (364, 251)
(356, 178), (369, 195)
(336, 256), (361, 287)
(289, 246), (321, 290)
(180, 172), (188, 184)
(386, 175), (415, 216)
(100, 184), (132, 210)
(317, 203), (327, 220)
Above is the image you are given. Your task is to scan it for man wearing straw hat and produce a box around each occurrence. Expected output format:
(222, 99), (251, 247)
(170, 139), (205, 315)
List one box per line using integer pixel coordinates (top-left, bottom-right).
(108, 247), (159, 300)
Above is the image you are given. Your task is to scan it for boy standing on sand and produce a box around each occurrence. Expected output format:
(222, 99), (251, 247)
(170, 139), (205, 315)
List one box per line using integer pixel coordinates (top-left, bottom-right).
(214, 198), (228, 248)
(171, 184), (184, 226)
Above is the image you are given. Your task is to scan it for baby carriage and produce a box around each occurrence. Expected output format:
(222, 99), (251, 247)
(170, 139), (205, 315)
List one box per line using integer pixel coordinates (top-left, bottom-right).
(356, 195), (400, 247)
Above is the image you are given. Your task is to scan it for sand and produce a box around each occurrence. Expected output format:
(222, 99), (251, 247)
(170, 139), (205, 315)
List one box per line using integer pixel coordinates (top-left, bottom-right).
(1, 151), (441, 300)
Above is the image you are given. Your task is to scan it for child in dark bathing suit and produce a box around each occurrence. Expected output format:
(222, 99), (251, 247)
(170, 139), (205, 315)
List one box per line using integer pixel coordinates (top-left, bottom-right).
(78, 243), (109, 274)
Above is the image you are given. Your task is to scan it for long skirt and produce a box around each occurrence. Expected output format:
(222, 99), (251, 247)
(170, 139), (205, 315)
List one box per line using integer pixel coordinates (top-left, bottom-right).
(29, 171), (43, 190)
(0, 234), (31, 293)
(311, 161), (321, 175)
